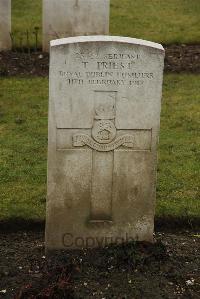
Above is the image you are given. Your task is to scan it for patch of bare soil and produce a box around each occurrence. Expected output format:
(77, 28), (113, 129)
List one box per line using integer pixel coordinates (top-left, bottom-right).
(0, 44), (199, 77)
(164, 44), (200, 73)
(0, 231), (199, 299)
(0, 51), (49, 77)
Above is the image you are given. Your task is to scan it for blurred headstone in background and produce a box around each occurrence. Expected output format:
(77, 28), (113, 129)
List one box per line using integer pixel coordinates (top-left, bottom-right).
(42, 0), (110, 52)
(0, 0), (11, 50)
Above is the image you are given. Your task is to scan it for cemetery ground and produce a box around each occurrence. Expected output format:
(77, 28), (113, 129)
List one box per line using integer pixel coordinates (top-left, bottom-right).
(0, 0), (200, 298)
(0, 230), (199, 299)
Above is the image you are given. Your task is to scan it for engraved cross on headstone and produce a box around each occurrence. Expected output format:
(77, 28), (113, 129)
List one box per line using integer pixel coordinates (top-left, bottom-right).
(56, 90), (152, 224)
(57, 90), (151, 224)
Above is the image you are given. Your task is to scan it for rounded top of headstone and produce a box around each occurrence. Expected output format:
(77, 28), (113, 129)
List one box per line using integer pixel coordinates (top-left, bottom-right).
(50, 35), (164, 52)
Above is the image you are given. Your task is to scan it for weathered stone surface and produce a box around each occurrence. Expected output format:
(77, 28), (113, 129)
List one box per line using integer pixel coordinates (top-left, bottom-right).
(42, 0), (110, 52)
(0, 0), (11, 50)
(46, 36), (165, 250)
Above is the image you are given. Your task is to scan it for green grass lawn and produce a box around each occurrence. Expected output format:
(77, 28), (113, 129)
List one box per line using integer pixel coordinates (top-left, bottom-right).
(0, 78), (48, 220)
(0, 74), (199, 222)
(157, 74), (200, 220)
(11, 0), (200, 49)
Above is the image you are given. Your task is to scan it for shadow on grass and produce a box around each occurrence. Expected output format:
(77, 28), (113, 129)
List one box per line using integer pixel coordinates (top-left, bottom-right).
(0, 216), (200, 233)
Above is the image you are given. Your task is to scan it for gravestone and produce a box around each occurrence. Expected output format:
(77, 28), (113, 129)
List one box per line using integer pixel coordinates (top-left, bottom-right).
(0, 0), (11, 50)
(46, 36), (165, 250)
(42, 0), (110, 52)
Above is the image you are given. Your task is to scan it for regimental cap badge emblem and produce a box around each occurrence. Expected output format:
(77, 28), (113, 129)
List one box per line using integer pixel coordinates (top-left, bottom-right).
(72, 93), (135, 151)
(92, 120), (117, 144)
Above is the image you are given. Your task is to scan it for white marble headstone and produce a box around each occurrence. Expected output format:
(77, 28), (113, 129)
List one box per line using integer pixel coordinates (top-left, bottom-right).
(0, 0), (11, 50)
(46, 36), (165, 250)
(42, 0), (110, 52)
